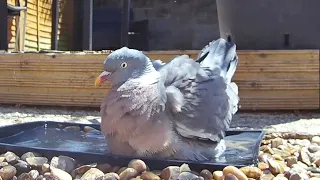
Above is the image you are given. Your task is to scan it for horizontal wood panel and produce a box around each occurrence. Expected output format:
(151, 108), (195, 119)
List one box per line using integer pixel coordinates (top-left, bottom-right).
(0, 50), (319, 110)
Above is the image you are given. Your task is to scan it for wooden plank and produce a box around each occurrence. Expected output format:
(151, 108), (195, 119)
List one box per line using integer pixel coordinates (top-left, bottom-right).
(0, 50), (318, 110)
(27, 2), (52, 11)
(37, 0), (40, 51)
(26, 20), (51, 33)
(26, 28), (52, 39)
(233, 50), (319, 110)
(7, 0), (16, 4)
(18, 0), (26, 51)
(24, 40), (38, 48)
(38, 43), (52, 50)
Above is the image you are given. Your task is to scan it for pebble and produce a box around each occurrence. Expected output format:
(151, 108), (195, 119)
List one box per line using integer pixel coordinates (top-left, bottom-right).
(314, 158), (320, 167)
(51, 167), (73, 180)
(225, 173), (239, 180)
(50, 156), (77, 173)
(258, 153), (275, 164)
(41, 163), (50, 174)
(0, 162), (8, 168)
(239, 166), (262, 179)
(274, 174), (288, 180)
(177, 171), (202, 180)
(103, 172), (120, 180)
(116, 167), (127, 174)
(289, 172), (306, 180)
(71, 164), (96, 177)
(309, 172), (320, 178)
(13, 160), (31, 175)
(17, 173), (33, 180)
(267, 159), (285, 175)
(299, 148), (312, 166)
(118, 168), (138, 180)
(286, 156), (298, 167)
(26, 157), (48, 168)
(273, 177), (287, 180)
(262, 146), (275, 155)
(179, 163), (191, 172)
(297, 161), (309, 169)
(258, 162), (269, 170)
(294, 139), (311, 147)
(278, 145), (290, 152)
(43, 173), (60, 180)
(160, 166), (180, 180)
(271, 138), (285, 148)
(312, 136), (320, 145)
(260, 173), (275, 180)
(28, 169), (39, 179)
(223, 166), (248, 180)
(212, 171), (224, 180)
(80, 168), (104, 180)
(290, 164), (308, 174)
(309, 144), (320, 153)
(4, 152), (20, 164)
(0, 165), (17, 180)
(310, 178), (320, 180)
(140, 171), (160, 180)
(307, 167), (320, 173)
(20, 152), (41, 162)
(199, 169), (213, 180)
(273, 154), (284, 161)
(127, 159), (147, 174)
(273, 148), (291, 158)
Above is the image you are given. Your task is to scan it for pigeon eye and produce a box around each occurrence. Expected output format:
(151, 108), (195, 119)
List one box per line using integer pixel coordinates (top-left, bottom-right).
(120, 62), (128, 69)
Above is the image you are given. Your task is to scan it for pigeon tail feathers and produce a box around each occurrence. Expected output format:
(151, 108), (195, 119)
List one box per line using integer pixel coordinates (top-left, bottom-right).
(196, 38), (238, 83)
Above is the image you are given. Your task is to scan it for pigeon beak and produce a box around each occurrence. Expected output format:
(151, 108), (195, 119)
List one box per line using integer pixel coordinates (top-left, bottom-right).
(95, 71), (112, 87)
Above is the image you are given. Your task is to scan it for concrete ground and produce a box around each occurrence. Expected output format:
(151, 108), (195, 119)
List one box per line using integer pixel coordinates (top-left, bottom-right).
(0, 105), (319, 135)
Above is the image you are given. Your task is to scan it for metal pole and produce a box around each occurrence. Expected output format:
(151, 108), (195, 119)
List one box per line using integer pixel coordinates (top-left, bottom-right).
(51, 0), (59, 50)
(121, 0), (130, 47)
(72, 0), (82, 51)
(82, 0), (93, 51)
(0, 0), (8, 51)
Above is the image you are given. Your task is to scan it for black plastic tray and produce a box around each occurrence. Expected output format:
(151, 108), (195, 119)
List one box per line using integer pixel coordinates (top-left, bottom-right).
(0, 121), (265, 172)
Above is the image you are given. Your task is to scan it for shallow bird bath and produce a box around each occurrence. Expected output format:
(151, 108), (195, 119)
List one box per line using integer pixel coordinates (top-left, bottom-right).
(0, 121), (265, 172)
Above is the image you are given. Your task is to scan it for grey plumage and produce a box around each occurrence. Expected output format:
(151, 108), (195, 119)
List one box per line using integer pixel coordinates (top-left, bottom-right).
(151, 59), (165, 70)
(97, 38), (239, 161)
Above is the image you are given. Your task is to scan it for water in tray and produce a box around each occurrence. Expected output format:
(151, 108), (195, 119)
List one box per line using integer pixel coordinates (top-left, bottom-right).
(0, 125), (108, 153)
(0, 124), (261, 164)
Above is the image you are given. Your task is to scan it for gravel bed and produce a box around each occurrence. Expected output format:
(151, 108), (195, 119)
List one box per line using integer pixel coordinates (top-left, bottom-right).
(0, 105), (319, 134)
(0, 125), (319, 180)
(0, 105), (320, 179)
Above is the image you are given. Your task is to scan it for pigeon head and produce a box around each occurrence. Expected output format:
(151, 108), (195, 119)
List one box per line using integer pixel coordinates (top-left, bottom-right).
(95, 47), (155, 86)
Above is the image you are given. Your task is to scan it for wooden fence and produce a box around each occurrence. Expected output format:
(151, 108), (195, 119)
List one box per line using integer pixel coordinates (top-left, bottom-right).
(0, 50), (319, 110)
(7, 0), (73, 51)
